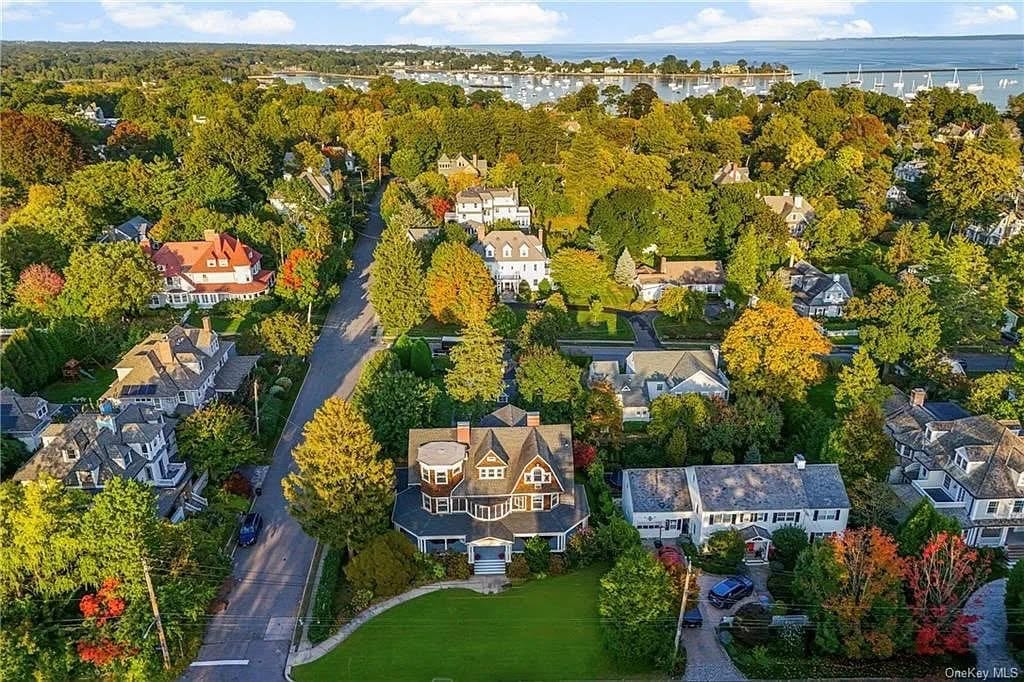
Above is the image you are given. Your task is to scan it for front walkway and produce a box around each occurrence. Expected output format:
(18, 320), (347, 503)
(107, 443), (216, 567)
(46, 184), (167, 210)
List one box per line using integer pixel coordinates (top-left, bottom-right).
(681, 569), (764, 682)
(286, 576), (507, 672)
(966, 578), (1018, 677)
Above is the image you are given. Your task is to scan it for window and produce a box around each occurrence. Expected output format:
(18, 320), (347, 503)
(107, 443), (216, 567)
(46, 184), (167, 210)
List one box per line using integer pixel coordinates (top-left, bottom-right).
(709, 513), (734, 525)
(451, 498), (467, 512)
(954, 453), (968, 470)
(436, 470), (448, 485)
(218, 259), (228, 267)
(814, 509), (840, 521)
(551, 493), (559, 508)
(485, 246), (494, 258)
(422, 493), (431, 511)
(502, 245), (512, 258)
(513, 496), (526, 510)
(525, 466), (551, 485)
(420, 466), (430, 482)
(479, 467), (505, 479)
(207, 259), (216, 267)
(738, 512), (768, 523)
(772, 511), (800, 523)
(519, 245), (528, 257)
(140, 443), (149, 454)
(436, 498), (449, 514)
(532, 494), (544, 510)
(1013, 500), (1024, 515)
(987, 501), (1000, 514)
(943, 473), (953, 489)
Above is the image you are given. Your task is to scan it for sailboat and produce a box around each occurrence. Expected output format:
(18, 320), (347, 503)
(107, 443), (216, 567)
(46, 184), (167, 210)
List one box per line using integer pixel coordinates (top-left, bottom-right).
(842, 64), (863, 87)
(944, 68), (960, 91)
(967, 72), (984, 93)
(917, 72), (933, 93)
(892, 69), (905, 91)
(872, 74), (885, 92)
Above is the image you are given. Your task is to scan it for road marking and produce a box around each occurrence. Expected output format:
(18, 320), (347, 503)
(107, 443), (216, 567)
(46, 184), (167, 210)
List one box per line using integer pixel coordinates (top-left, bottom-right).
(189, 660), (249, 667)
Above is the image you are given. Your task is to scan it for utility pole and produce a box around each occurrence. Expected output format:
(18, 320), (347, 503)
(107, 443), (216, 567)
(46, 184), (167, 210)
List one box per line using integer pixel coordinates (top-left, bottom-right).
(253, 377), (260, 438)
(142, 558), (171, 670)
(673, 561), (695, 660)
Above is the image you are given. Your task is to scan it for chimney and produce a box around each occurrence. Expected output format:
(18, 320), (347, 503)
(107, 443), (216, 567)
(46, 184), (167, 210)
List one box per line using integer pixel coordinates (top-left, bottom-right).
(203, 229), (218, 242)
(794, 453), (807, 470)
(456, 421), (471, 445)
(474, 222), (487, 242)
(794, 195), (803, 208)
(783, 189), (791, 197)
(832, 273), (840, 283)
(526, 411), (541, 427)
(710, 344), (720, 367)
(910, 388), (927, 408)
(202, 316), (212, 333)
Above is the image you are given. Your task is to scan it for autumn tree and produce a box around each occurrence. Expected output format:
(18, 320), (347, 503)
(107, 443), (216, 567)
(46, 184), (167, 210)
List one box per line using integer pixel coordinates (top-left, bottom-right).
(283, 398), (395, 554)
(578, 381), (624, 448)
(795, 528), (910, 659)
(60, 242), (158, 320)
(930, 146), (1017, 223)
(658, 287), (705, 322)
(177, 404), (261, 482)
(369, 223), (427, 335)
(0, 110), (82, 187)
(14, 263), (64, 316)
(549, 248), (607, 303)
(905, 532), (989, 655)
(721, 303), (831, 401)
(425, 242), (494, 326)
(885, 222), (940, 271)
(925, 236), (1008, 345)
(445, 321), (505, 404)
(278, 248), (323, 323)
(258, 311), (315, 357)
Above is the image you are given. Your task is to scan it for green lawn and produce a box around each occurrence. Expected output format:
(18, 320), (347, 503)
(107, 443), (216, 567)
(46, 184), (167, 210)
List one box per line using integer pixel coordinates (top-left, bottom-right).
(563, 311), (635, 341)
(806, 376), (839, 414)
(407, 316), (462, 338)
(292, 566), (656, 682)
(41, 368), (117, 404)
(209, 315), (256, 336)
(653, 314), (732, 341)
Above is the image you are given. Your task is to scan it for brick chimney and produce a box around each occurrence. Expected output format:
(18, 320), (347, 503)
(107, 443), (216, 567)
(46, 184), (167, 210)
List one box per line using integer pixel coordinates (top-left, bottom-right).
(456, 421), (471, 445)
(910, 388), (927, 408)
(526, 411), (541, 427)
(202, 316), (212, 333)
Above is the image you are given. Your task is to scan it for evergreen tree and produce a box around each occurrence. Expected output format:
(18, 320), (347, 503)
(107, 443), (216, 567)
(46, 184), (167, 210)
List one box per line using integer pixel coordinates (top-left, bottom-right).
(369, 224), (427, 335)
(445, 322), (504, 404)
(613, 247), (637, 286)
(409, 338), (433, 379)
(835, 348), (889, 413)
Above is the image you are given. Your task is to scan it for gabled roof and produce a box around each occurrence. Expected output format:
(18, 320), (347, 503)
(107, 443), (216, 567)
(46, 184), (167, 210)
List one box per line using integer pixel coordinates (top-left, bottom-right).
(479, 404), (528, 427)
(472, 231), (545, 262)
(762, 194), (815, 220)
(635, 259), (725, 287)
(626, 350), (722, 385)
(782, 260), (853, 307)
(0, 388), (50, 434)
(150, 231), (262, 278)
(626, 468), (692, 513)
(100, 216), (152, 243)
(692, 463), (850, 512)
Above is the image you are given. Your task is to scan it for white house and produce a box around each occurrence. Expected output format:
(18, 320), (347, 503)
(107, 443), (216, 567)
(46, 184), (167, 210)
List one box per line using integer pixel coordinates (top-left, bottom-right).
(762, 192), (816, 237)
(964, 211), (1023, 247)
(471, 230), (549, 293)
(622, 457), (851, 563)
(0, 388), (53, 451)
(893, 159), (928, 184)
(77, 102), (118, 128)
(589, 350), (729, 422)
(445, 186), (531, 228)
(885, 387), (1024, 558)
(634, 258), (726, 302)
(781, 260), (853, 318)
(712, 162), (751, 186)
(886, 185), (912, 208)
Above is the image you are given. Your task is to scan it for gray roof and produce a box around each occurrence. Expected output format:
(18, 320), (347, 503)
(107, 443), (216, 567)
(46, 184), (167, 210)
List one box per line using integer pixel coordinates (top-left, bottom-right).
(782, 260), (853, 309)
(0, 388), (50, 435)
(214, 355), (259, 392)
(100, 216), (152, 243)
(692, 463), (850, 512)
(626, 468), (692, 513)
(595, 350), (728, 408)
(479, 404), (529, 427)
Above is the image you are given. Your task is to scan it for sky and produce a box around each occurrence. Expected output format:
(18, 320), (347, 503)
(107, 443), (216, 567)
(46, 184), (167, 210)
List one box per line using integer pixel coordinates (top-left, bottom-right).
(1, 0), (1021, 45)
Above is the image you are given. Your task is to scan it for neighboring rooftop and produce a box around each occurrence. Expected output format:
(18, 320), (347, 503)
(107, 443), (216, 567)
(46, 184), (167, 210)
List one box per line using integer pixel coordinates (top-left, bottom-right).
(692, 463), (851, 512)
(627, 468), (692, 513)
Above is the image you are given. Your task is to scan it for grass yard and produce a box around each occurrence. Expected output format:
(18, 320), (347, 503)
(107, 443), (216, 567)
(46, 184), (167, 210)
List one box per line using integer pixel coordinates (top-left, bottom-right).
(653, 314), (732, 341)
(209, 315), (256, 336)
(407, 316), (462, 338)
(291, 566), (656, 682)
(41, 368), (117, 404)
(563, 311), (635, 341)
(806, 376), (839, 415)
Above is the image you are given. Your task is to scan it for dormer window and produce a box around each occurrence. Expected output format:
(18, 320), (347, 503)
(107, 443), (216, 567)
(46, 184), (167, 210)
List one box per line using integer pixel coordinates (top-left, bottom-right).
(525, 466), (551, 485)
(76, 471), (92, 486)
(207, 259), (216, 267)
(502, 245), (512, 258)
(218, 258), (228, 267)
(1014, 500), (1023, 515)
(140, 443), (149, 454)
(157, 264), (165, 272)
(954, 452), (968, 471)
(485, 246), (495, 258)
(519, 244), (529, 257)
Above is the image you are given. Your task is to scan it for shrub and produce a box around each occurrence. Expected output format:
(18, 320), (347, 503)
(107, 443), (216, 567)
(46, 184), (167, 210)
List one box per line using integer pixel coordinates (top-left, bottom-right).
(346, 588), (372, 616)
(767, 571), (796, 607)
(711, 449), (735, 465)
(508, 555), (530, 579)
(438, 552), (471, 581)
(524, 536), (551, 574)
(409, 338), (433, 378)
(309, 548), (344, 644)
(596, 515), (643, 560)
(771, 526), (810, 570)
(221, 471), (252, 498)
(274, 376), (293, 390)
(573, 441), (597, 469)
(268, 384), (286, 396)
(344, 531), (418, 599)
(414, 552), (445, 583)
(566, 527), (599, 568)
(732, 603), (772, 646)
(701, 529), (744, 574)
(548, 554), (567, 575)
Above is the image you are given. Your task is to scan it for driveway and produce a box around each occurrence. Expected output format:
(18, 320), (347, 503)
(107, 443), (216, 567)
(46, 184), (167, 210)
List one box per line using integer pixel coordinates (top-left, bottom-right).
(681, 568), (769, 682)
(183, 187), (386, 681)
(966, 578), (1019, 677)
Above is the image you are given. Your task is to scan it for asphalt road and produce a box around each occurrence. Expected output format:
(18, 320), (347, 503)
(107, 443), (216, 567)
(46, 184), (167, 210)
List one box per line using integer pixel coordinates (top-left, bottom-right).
(183, 189), (385, 681)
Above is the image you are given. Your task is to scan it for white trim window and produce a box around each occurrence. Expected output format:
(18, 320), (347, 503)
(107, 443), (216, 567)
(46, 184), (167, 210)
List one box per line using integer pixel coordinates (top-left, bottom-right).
(772, 511), (800, 523)
(987, 501), (999, 514)
(436, 469), (448, 485)
(813, 509), (841, 521)
(524, 466), (551, 485)
(420, 465), (430, 482)
(437, 498), (450, 514)
(954, 452), (968, 471)
(421, 493), (432, 511)
(709, 513), (734, 525)
(512, 495), (527, 510)
(1013, 500), (1024, 515)
(531, 494), (545, 511)
(737, 512), (768, 523)
(479, 467), (505, 479)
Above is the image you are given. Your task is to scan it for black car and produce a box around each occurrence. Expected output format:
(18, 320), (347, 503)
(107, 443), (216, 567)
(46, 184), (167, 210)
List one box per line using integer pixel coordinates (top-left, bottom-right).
(681, 607), (703, 628)
(708, 575), (755, 608)
(238, 512), (263, 547)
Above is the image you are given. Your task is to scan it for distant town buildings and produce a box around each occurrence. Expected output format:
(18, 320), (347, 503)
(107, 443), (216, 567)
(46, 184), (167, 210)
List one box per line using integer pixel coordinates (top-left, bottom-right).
(964, 211), (1023, 247)
(893, 159), (928, 184)
(146, 230), (275, 309)
(445, 186), (531, 228)
(634, 258), (726, 302)
(98, 216), (153, 244)
(76, 102), (118, 128)
(712, 162), (751, 186)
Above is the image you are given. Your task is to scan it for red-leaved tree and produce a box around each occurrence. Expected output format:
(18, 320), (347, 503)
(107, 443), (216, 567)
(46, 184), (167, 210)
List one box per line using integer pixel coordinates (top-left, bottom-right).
(78, 578), (132, 667)
(14, 263), (65, 315)
(77, 639), (129, 667)
(573, 441), (597, 469)
(904, 531), (989, 655)
(278, 248), (323, 322)
(427, 196), (453, 222)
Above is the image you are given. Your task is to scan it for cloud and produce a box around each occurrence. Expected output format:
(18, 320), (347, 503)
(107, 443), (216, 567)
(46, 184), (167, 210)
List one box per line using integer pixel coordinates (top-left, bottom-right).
(397, 1), (567, 43)
(58, 17), (105, 32)
(628, 0), (874, 42)
(2, 0), (50, 22)
(953, 3), (1018, 26)
(100, 0), (295, 35)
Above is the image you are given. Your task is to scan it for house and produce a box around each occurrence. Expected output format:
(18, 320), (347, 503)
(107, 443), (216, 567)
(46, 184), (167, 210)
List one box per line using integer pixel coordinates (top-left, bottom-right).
(444, 187), (531, 228)
(712, 162), (751, 186)
(406, 227), (440, 243)
(392, 405), (590, 575)
(934, 122), (987, 144)
(77, 102), (118, 128)
(589, 350), (730, 422)
(884, 387), (1024, 557)
(12, 401), (207, 522)
(100, 318), (258, 415)
(893, 159), (928, 184)
(99, 216), (153, 244)
(0, 388), (54, 451)
(146, 230), (275, 309)
(273, 152), (335, 212)
(762, 192), (816, 236)
(634, 258), (725, 302)
(471, 230), (549, 293)
(621, 456), (851, 562)
(437, 153), (488, 178)
(964, 211), (1023, 247)
(780, 260), (853, 318)
(886, 185), (912, 208)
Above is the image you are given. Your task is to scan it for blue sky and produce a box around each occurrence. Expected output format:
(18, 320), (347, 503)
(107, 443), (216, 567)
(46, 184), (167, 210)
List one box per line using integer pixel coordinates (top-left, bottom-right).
(1, 1), (1021, 45)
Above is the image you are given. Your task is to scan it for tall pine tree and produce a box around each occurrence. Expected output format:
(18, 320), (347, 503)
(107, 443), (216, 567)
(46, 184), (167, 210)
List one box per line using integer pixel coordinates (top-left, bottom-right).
(445, 321), (505, 404)
(369, 223), (427, 335)
(613, 248), (637, 286)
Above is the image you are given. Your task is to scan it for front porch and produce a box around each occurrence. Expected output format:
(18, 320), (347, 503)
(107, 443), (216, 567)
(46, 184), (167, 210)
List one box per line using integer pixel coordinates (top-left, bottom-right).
(740, 525), (772, 564)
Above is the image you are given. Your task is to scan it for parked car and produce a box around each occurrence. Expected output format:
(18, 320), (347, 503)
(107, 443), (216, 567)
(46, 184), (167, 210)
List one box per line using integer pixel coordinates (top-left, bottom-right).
(238, 512), (263, 546)
(708, 575), (755, 609)
(681, 607), (703, 628)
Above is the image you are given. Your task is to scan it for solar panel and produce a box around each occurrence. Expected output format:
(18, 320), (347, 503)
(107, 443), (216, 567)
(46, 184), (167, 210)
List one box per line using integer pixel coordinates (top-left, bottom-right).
(0, 403), (13, 431)
(120, 385), (158, 397)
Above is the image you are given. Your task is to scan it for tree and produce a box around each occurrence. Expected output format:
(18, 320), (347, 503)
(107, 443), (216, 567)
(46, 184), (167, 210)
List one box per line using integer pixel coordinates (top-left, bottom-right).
(515, 346), (582, 420)
(835, 349), (888, 413)
(425, 242), (494, 326)
(278, 248), (323, 322)
(560, 127), (615, 216)
(847, 275), (941, 368)
(794, 528), (910, 659)
(408, 338), (433, 379)
(79, 478), (160, 596)
(573, 442), (597, 469)
(847, 478), (903, 534)
(770, 526), (809, 570)
(0, 110), (82, 187)
(725, 228), (761, 298)
(703, 529), (745, 573)
(258, 311), (315, 357)
(822, 403), (895, 481)
(524, 535), (551, 573)
(369, 224), (427, 335)
(549, 249), (606, 303)
(930, 146), (1018, 223)
(578, 381), (623, 448)
(176, 404), (261, 482)
(0, 437), (30, 480)
(925, 236), (1008, 346)
(1006, 559), (1024, 650)
(14, 264), (64, 316)
(721, 303), (831, 401)
(60, 242), (158, 320)
(633, 101), (686, 158)
(445, 322), (505, 404)
(885, 222), (940, 271)
(897, 500), (962, 557)
(283, 398), (395, 554)
(343, 530), (417, 598)
(657, 287), (704, 322)
(966, 372), (1021, 420)
(598, 549), (675, 667)
(613, 248), (637, 286)
(905, 532), (989, 655)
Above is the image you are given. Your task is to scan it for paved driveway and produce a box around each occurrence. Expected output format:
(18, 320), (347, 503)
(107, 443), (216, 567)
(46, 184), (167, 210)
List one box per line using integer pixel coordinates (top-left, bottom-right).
(966, 578), (1019, 678)
(183, 188), (386, 681)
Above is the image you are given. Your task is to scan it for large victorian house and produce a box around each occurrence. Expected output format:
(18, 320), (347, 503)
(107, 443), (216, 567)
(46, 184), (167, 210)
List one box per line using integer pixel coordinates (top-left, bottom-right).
(393, 406), (590, 575)
(471, 230), (549, 293)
